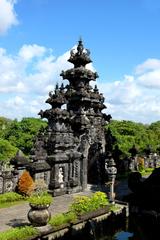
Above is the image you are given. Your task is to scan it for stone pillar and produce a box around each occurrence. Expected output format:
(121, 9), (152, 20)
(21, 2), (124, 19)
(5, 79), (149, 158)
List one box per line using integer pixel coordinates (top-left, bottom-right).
(105, 158), (117, 204)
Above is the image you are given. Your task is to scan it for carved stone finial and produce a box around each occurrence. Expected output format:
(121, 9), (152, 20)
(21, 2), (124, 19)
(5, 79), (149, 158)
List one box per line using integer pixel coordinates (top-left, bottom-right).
(49, 91), (53, 97)
(55, 83), (59, 94)
(60, 83), (65, 92)
(94, 85), (99, 93)
(77, 38), (84, 55)
(55, 83), (59, 90)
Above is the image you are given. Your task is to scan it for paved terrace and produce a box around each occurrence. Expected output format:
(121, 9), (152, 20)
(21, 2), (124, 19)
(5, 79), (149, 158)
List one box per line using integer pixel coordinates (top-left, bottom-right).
(0, 180), (130, 232)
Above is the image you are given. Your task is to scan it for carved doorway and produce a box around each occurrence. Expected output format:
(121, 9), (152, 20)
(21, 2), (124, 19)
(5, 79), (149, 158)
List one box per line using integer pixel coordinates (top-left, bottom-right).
(87, 143), (104, 185)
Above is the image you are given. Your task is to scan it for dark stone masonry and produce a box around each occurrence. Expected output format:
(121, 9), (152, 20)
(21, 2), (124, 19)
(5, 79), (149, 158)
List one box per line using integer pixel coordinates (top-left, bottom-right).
(28, 39), (111, 196)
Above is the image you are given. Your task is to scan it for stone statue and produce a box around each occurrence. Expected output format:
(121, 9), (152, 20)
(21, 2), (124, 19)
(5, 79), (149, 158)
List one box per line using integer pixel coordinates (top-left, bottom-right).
(58, 167), (64, 183)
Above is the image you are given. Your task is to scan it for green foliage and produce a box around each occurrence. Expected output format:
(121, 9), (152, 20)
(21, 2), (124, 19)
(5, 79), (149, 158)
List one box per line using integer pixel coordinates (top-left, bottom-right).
(49, 211), (77, 227)
(0, 192), (24, 203)
(0, 117), (12, 138)
(70, 192), (109, 215)
(108, 120), (160, 156)
(0, 226), (39, 240)
(0, 138), (18, 163)
(28, 192), (53, 206)
(64, 211), (77, 223)
(3, 117), (47, 155)
(49, 213), (66, 227)
(0, 200), (26, 209)
(140, 168), (154, 176)
(70, 195), (92, 215)
(0, 117), (47, 162)
(90, 191), (109, 210)
(1, 115), (160, 165)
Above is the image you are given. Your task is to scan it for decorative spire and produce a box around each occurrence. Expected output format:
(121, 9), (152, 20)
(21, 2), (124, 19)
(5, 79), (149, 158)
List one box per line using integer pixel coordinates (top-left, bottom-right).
(68, 39), (92, 67)
(77, 38), (84, 56)
(55, 83), (59, 94)
(94, 85), (99, 93)
(60, 83), (65, 93)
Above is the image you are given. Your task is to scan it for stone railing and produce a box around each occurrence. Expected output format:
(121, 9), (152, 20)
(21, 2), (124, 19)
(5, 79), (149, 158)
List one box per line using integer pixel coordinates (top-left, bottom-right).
(29, 203), (128, 240)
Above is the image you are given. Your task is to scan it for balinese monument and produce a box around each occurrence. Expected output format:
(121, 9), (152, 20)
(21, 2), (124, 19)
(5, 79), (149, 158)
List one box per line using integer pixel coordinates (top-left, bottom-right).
(28, 39), (111, 196)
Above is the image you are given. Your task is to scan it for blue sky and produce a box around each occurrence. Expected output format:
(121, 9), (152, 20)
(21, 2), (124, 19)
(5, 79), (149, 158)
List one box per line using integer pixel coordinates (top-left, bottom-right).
(0, 0), (160, 123)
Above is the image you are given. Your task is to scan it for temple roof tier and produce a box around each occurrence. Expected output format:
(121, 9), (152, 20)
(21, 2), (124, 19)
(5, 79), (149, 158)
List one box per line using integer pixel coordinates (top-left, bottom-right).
(60, 67), (98, 82)
(46, 95), (66, 108)
(38, 109), (69, 120)
(10, 150), (29, 167)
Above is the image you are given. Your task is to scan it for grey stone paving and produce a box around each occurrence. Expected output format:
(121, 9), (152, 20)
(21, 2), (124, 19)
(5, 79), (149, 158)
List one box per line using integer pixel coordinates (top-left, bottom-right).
(0, 190), (93, 232)
(0, 181), (131, 232)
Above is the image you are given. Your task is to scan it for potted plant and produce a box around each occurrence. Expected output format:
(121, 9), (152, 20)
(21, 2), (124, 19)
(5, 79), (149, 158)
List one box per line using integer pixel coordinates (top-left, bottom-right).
(27, 192), (53, 227)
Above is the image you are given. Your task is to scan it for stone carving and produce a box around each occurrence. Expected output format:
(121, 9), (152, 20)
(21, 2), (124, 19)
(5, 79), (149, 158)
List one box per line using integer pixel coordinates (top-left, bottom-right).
(0, 170), (16, 194)
(4, 180), (13, 192)
(28, 39), (111, 196)
(58, 167), (64, 183)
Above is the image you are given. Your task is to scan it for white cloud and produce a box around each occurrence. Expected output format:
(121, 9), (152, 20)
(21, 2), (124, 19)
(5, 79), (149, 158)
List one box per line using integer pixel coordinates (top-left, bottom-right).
(135, 58), (160, 74)
(0, 0), (18, 35)
(6, 96), (24, 107)
(137, 70), (160, 88)
(134, 59), (160, 89)
(99, 58), (160, 123)
(0, 43), (96, 119)
(0, 81), (27, 93)
(19, 44), (47, 61)
(1, 44), (160, 123)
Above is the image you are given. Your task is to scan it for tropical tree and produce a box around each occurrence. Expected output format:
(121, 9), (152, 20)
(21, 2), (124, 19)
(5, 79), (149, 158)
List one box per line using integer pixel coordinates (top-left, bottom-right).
(3, 118), (47, 155)
(0, 138), (18, 164)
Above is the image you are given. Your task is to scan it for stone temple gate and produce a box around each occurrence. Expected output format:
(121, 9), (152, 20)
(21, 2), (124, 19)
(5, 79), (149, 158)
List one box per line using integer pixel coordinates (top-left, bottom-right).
(28, 39), (111, 196)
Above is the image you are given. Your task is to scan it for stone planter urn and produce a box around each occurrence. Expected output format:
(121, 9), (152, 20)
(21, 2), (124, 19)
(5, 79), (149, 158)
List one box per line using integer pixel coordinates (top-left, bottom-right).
(28, 203), (51, 227)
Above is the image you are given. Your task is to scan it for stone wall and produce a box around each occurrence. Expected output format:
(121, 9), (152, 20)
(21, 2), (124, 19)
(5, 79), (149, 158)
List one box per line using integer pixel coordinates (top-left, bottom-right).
(0, 169), (18, 194)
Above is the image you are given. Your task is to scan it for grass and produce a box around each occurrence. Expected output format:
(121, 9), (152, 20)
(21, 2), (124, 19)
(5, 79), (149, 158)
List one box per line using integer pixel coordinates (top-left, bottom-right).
(49, 211), (77, 227)
(0, 200), (26, 209)
(0, 226), (39, 240)
(0, 192), (26, 209)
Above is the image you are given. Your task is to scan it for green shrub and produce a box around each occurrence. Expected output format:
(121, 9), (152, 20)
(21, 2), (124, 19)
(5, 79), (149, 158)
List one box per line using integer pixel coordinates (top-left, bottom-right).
(49, 211), (77, 227)
(70, 192), (109, 215)
(64, 211), (77, 223)
(69, 195), (92, 215)
(49, 213), (66, 226)
(145, 168), (154, 173)
(0, 192), (24, 203)
(0, 226), (39, 240)
(28, 192), (52, 206)
(90, 192), (109, 210)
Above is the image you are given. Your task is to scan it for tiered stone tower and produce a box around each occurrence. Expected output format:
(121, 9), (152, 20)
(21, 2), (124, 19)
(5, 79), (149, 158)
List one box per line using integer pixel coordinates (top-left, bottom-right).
(29, 39), (111, 196)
